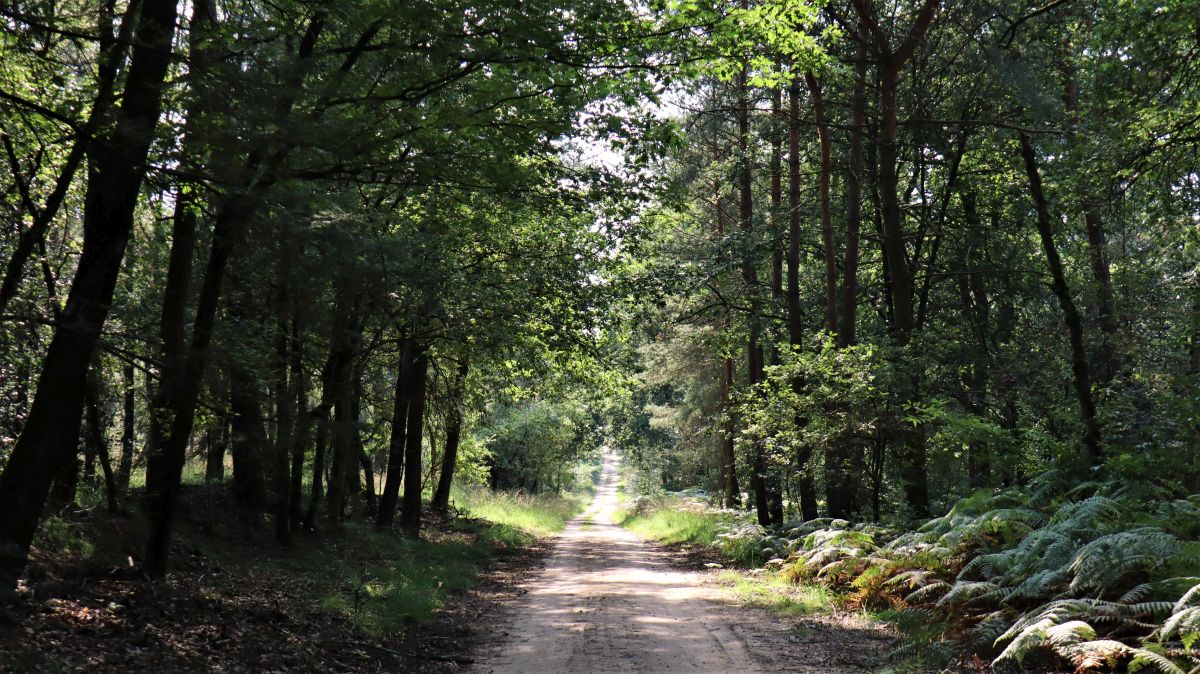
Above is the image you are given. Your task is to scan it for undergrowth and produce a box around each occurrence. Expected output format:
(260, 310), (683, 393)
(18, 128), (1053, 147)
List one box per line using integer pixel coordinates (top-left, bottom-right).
(620, 478), (1200, 672)
(28, 482), (579, 639)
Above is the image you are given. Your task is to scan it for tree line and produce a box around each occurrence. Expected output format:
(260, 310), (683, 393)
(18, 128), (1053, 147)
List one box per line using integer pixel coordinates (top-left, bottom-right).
(621, 0), (1200, 524)
(0, 0), (658, 588)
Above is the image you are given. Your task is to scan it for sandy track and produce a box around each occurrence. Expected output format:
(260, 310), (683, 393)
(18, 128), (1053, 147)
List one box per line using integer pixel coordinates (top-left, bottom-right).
(474, 452), (888, 674)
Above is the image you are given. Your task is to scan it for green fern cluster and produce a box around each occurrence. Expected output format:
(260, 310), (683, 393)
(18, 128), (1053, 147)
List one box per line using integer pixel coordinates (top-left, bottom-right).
(765, 486), (1200, 672)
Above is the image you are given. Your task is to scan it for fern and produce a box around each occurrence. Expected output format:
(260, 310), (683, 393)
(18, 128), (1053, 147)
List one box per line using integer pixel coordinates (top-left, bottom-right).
(1067, 528), (1181, 595)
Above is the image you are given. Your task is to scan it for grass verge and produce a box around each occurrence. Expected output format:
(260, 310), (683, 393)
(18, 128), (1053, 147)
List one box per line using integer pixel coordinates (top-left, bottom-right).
(454, 487), (583, 543)
(620, 503), (727, 546)
(303, 488), (583, 636)
(618, 495), (837, 619)
(715, 570), (834, 617)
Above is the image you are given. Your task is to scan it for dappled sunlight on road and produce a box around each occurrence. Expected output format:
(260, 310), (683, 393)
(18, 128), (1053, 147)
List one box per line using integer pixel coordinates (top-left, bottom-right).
(475, 451), (758, 673)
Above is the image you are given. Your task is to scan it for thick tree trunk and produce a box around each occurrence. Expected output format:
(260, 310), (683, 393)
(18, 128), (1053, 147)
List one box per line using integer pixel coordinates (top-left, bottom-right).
(400, 351), (430, 537)
(229, 362), (268, 510)
(1019, 134), (1104, 466)
(205, 421), (227, 482)
(877, 65), (914, 338)
(0, 0), (179, 588)
(326, 353), (357, 524)
(324, 283), (361, 525)
(432, 359), (469, 513)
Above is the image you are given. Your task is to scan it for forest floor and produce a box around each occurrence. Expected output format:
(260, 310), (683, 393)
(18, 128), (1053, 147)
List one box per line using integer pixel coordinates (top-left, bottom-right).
(472, 452), (894, 673)
(0, 485), (563, 673)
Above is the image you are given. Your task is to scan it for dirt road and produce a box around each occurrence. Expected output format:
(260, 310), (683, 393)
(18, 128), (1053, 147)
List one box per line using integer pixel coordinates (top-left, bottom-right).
(474, 452), (888, 673)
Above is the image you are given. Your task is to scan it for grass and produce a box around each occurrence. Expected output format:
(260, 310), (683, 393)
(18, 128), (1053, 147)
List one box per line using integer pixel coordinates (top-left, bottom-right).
(307, 487), (583, 636)
(715, 570), (834, 617)
(305, 523), (495, 636)
(620, 503), (728, 546)
(32, 476), (587, 639)
(619, 494), (837, 620)
(453, 486), (583, 542)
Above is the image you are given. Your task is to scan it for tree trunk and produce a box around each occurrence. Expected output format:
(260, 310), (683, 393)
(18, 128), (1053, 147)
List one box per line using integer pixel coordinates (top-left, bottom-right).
(1062, 63), (1120, 385)
(303, 411), (330, 532)
(1018, 133), (1104, 466)
(118, 361), (136, 491)
(720, 357), (741, 509)
(807, 73), (838, 335)
(85, 365), (119, 512)
(324, 285), (361, 524)
(400, 351), (430, 537)
(377, 342), (414, 529)
(205, 421), (227, 482)
(0, 0), (180, 588)
(351, 369), (374, 515)
(838, 42), (866, 348)
(714, 190), (741, 510)
(1191, 279), (1200, 377)
(432, 358), (469, 513)
(229, 361), (268, 510)
(786, 77), (819, 521)
(738, 66), (771, 527)
(272, 226), (294, 545)
(288, 318), (308, 534)
(765, 82), (785, 525)
(960, 190), (993, 487)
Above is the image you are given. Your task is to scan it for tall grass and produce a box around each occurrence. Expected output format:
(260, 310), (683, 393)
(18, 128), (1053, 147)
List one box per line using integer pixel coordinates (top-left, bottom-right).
(620, 503), (728, 547)
(454, 486), (583, 542)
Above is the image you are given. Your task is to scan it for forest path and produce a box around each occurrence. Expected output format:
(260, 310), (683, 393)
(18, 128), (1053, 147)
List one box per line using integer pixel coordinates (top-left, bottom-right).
(475, 450), (760, 672)
(473, 452), (889, 673)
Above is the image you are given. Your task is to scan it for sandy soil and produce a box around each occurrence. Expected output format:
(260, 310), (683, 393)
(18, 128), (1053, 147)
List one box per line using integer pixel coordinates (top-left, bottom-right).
(473, 452), (891, 674)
